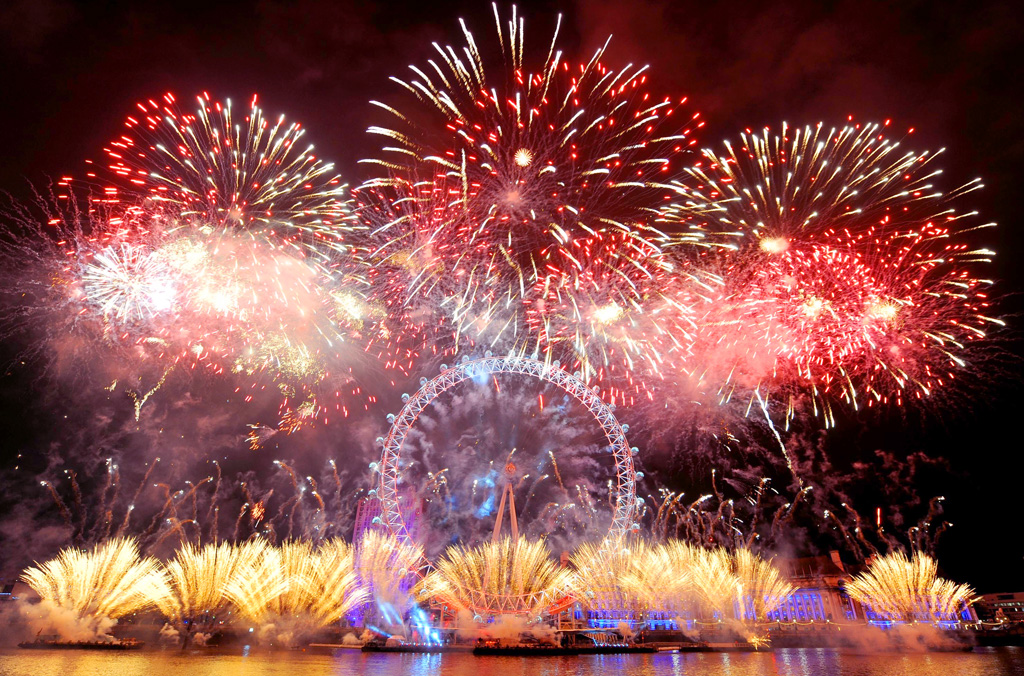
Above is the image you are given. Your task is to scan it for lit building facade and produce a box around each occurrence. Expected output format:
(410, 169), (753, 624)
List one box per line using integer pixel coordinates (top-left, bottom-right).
(558, 550), (976, 633)
(976, 592), (1024, 622)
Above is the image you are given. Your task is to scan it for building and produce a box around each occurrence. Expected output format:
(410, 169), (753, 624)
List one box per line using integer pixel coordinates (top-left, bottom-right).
(772, 551), (977, 625)
(770, 551), (860, 622)
(978, 592), (1024, 622)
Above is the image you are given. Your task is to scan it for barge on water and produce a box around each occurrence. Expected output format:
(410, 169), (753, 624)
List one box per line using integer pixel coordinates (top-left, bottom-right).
(18, 636), (144, 651)
(472, 642), (656, 656)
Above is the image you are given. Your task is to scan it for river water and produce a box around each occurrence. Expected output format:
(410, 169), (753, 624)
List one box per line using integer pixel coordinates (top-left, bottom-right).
(3, 648), (1024, 676)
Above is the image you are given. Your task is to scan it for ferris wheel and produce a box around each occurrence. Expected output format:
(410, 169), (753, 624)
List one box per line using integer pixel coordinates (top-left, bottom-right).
(375, 354), (641, 545)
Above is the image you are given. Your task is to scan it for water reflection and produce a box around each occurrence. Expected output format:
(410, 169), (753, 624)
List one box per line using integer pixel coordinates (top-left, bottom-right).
(1, 648), (1023, 676)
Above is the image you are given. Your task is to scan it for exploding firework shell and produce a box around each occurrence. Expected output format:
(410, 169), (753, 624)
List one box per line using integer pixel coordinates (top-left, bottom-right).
(23, 92), (380, 425)
(672, 122), (999, 422)
(101, 92), (354, 255)
(358, 6), (706, 375)
(525, 231), (715, 404)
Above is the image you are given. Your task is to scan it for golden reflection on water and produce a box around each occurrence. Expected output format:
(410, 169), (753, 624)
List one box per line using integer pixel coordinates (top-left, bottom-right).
(2, 648), (1024, 676)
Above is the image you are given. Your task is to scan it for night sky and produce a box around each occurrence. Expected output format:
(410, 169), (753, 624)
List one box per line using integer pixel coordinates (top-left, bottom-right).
(1, 0), (1022, 590)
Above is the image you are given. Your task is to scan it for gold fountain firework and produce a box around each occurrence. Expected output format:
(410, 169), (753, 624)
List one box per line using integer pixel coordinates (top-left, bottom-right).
(224, 539), (367, 628)
(140, 540), (269, 643)
(845, 551), (976, 622)
(570, 540), (663, 613)
(21, 537), (161, 621)
(355, 530), (424, 610)
(732, 548), (793, 621)
(416, 536), (574, 618)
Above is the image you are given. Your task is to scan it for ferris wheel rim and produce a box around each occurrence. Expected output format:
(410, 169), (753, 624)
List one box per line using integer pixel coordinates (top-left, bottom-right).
(376, 354), (639, 548)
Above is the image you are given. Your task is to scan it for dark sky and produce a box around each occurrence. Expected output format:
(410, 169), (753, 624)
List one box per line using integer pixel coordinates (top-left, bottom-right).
(1, 0), (1022, 589)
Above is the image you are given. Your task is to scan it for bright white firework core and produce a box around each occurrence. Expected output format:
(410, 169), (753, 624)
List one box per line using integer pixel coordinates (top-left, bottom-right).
(760, 236), (790, 254)
(592, 302), (625, 324)
(513, 148), (534, 167)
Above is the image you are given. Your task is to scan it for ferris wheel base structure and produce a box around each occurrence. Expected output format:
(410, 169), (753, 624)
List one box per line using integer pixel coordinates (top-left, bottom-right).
(374, 354), (641, 546)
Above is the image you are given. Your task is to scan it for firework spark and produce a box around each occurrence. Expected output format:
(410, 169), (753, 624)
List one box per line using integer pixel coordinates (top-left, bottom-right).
(357, 4), (706, 380)
(417, 536), (574, 618)
(845, 551), (976, 622)
(102, 92), (353, 251)
(140, 540), (269, 646)
(21, 538), (160, 627)
(671, 122), (999, 422)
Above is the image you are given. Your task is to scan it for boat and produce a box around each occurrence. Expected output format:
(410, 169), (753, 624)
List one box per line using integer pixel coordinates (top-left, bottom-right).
(472, 639), (656, 656)
(361, 639), (472, 653)
(675, 642), (762, 652)
(18, 636), (144, 651)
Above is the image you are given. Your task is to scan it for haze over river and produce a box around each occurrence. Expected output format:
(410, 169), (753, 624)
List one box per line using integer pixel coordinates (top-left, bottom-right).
(3, 648), (1024, 676)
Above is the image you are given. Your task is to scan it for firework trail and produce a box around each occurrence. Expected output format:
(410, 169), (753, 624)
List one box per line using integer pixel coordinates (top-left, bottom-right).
(141, 540), (268, 647)
(357, 4), (708, 383)
(845, 551), (976, 622)
(416, 536), (574, 618)
(2, 93), (378, 427)
(21, 538), (161, 638)
(670, 122), (1000, 424)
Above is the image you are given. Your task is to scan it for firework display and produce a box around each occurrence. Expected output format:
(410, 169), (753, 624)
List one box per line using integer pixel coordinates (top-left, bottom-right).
(21, 538), (161, 628)
(224, 539), (367, 636)
(672, 122), (999, 423)
(18, 534), (798, 638)
(416, 537), (575, 617)
(1, 94), (374, 428)
(102, 93), (350, 245)
(0, 1), (1005, 655)
(732, 547), (794, 621)
(354, 530), (425, 629)
(569, 540), (653, 612)
(141, 540), (267, 646)
(845, 551), (976, 623)
(0, 13), (999, 426)
(567, 540), (792, 625)
(355, 5), (708, 392)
